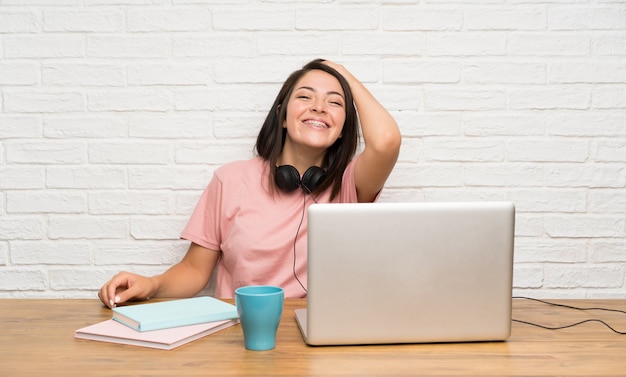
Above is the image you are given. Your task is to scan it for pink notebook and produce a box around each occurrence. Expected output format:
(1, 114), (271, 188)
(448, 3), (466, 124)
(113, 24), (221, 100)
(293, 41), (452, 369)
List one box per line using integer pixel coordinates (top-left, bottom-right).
(75, 318), (239, 350)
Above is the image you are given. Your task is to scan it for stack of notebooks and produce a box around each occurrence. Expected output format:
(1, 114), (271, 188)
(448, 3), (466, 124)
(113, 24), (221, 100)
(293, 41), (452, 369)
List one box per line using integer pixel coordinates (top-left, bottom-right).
(75, 296), (239, 350)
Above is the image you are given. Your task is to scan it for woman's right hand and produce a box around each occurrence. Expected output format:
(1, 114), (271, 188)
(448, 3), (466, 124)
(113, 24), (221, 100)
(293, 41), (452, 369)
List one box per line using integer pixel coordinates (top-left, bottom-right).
(98, 271), (157, 309)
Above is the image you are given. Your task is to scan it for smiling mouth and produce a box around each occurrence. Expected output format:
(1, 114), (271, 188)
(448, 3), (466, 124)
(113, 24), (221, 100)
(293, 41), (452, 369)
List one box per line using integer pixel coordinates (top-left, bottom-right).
(303, 120), (329, 129)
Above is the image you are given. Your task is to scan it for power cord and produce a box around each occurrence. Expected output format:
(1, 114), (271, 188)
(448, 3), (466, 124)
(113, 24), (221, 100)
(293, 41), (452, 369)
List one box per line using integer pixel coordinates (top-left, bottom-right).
(512, 296), (626, 334)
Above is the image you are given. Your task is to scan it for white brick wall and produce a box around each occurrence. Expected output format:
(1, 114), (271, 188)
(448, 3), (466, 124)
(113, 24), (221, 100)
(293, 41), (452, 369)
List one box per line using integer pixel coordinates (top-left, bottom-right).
(1, 1), (625, 299)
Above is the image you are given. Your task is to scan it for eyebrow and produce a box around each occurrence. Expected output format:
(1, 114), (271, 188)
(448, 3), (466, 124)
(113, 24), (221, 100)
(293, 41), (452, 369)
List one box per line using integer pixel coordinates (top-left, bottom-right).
(296, 86), (345, 100)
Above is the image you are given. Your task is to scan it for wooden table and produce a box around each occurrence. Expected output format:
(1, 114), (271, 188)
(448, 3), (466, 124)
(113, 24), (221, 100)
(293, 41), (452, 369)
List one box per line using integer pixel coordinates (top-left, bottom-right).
(2, 298), (626, 376)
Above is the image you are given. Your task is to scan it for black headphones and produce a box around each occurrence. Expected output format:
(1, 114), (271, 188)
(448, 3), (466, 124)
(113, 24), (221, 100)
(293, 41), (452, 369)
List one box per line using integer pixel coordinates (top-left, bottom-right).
(275, 165), (327, 193)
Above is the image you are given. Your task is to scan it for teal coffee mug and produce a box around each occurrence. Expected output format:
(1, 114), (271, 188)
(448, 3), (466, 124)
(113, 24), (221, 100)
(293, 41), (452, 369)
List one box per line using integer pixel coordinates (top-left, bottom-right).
(235, 285), (284, 351)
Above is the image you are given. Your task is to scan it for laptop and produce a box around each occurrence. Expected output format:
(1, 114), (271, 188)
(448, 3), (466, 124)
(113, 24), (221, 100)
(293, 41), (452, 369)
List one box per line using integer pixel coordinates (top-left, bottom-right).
(295, 201), (515, 346)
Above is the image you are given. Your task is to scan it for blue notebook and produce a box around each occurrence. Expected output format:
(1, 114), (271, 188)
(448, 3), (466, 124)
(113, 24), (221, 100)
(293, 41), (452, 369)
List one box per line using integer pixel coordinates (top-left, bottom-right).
(112, 296), (239, 332)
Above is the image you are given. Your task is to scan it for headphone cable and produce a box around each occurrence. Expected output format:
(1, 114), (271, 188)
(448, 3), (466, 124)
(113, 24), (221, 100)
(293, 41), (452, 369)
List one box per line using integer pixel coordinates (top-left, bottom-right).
(512, 296), (626, 334)
(293, 188), (316, 293)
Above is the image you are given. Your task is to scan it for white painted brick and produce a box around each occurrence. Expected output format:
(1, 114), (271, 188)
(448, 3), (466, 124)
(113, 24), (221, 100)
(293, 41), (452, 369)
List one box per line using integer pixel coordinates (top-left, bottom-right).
(508, 139), (589, 162)
(594, 140), (626, 162)
(378, 188), (424, 203)
(424, 87), (506, 111)
(127, 63), (211, 86)
(0, 167), (44, 189)
(544, 215), (625, 238)
(126, 7), (210, 31)
(0, 10), (39, 33)
(336, 60), (380, 84)
(6, 141), (86, 164)
(213, 59), (298, 84)
(88, 89), (171, 112)
(397, 138), (420, 163)
(213, 112), (266, 139)
(370, 85), (421, 112)
(4, 90), (85, 113)
(173, 34), (254, 58)
(545, 164), (625, 188)
(176, 191), (203, 216)
(424, 139), (504, 162)
(0, 0), (624, 299)
(464, 62), (545, 84)
(44, 116), (127, 138)
(466, 7), (546, 31)
(0, 218), (44, 240)
(130, 217), (188, 240)
(0, 63), (39, 85)
(0, 243), (7, 265)
(43, 63), (125, 87)
(7, 191), (87, 214)
(464, 113), (545, 136)
(544, 265), (624, 288)
(507, 189), (587, 213)
(385, 163), (463, 188)
(43, 9), (123, 32)
(0, 269), (47, 291)
(342, 32), (423, 56)
(213, 8), (294, 31)
(589, 240), (626, 262)
(587, 290), (626, 299)
(10, 241), (92, 265)
(3, 35), (84, 58)
(89, 191), (173, 215)
(592, 86), (626, 108)
(174, 85), (263, 111)
(515, 238), (587, 263)
(589, 190), (626, 213)
(0, 115), (42, 138)
(509, 33), (589, 56)
(515, 215), (545, 237)
(94, 241), (185, 265)
(395, 113), (461, 137)
(48, 217), (128, 239)
(382, 8), (462, 31)
(296, 7), (378, 31)
(257, 33), (340, 56)
(464, 164), (543, 187)
(512, 265), (543, 289)
(547, 113), (626, 136)
(550, 61), (626, 84)
(87, 35), (170, 58)
(88, 142), (173, 164)
(423, 188), (506, 202)
(509, 87), (590, 110)
(176, 142), (254, 165)
(427, 33), (507, 56)
(3, 0), (80, 4)
(593, 34), (626, 56)
(128, 113), (211, 139)
(50, 268), (113, 290)
(85, 0), (158, 5)
(384, 60), (460, 84)
(46, 167), (127, 189)
(549, 6), (626, 31)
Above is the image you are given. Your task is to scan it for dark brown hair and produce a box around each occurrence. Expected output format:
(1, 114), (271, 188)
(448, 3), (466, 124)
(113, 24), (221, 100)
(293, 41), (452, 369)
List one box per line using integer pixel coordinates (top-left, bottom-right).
(255, 59), (359, 200)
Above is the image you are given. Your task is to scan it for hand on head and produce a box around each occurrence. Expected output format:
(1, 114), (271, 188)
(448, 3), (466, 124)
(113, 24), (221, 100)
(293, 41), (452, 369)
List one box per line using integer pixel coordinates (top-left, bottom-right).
(98, 272), (156, 309)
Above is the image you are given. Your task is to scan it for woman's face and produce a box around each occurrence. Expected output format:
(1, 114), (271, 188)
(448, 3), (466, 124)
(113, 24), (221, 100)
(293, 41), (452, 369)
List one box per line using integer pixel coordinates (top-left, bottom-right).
(283, 69), (346, 154)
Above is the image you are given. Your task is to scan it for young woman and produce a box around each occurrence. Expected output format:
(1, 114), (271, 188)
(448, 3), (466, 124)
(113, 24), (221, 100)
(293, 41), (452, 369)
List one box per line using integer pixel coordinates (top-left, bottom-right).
(98, 59), (401, 308)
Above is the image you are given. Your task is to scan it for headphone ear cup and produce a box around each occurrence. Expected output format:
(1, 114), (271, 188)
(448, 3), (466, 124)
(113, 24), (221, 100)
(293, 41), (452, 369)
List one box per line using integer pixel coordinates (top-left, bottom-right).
(301, 166), (327, 193)
(275, 165), (301, 192)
